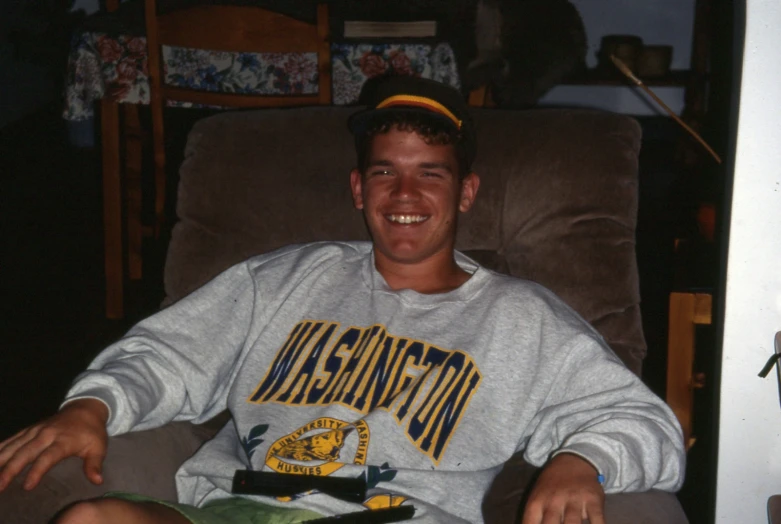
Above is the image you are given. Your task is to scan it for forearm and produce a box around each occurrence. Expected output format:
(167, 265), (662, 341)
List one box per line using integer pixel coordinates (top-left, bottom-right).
(551, 414), (684, 492)
(65, 337), (200, 435)
(526, 393), (685, 492)
(524, 337), (686, 492)
(65, 261), (257, 435)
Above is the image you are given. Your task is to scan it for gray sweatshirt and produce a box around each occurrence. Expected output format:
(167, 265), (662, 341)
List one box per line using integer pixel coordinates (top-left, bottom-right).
(65, 241), (685, 523)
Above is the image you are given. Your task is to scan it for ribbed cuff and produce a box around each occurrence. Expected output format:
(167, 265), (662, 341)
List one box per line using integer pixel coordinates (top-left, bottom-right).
(61, 389), (118, 434)
(551, 441), (614, 489)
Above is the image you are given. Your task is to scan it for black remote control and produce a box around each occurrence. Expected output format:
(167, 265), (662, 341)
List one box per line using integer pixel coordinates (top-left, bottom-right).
(232, 470), (367, 503)
(303, 505), (416, 523)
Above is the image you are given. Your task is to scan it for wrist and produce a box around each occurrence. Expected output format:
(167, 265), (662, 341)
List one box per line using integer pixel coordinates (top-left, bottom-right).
(60, 397), (110, 425)
(550, 452), (603, 484)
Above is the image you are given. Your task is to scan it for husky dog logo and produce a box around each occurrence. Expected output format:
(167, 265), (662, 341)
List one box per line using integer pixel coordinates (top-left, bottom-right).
(266, 417), (370, 476)
(277, 428), (345, 462)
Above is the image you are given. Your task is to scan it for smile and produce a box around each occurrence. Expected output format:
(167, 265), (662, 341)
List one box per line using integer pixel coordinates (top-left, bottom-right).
(386, 214), (429, 224)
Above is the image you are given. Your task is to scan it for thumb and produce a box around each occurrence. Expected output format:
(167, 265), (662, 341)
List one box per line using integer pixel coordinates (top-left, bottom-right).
(83, 451), (105, 485)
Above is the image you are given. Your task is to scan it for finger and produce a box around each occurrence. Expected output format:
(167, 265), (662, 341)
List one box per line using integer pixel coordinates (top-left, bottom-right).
(584, 497), (606, 524)
(520, 497), (544, 524)
(540, 504), (563, 524)
(0, 432), (22, 453)
(562, 499), (582, 524)
(22, 443), (70, 490)
(0, 432), (50, 491)
(0, 426), (32, 449)
(82, 448), (106, 485)
(0, 427), (38, 465)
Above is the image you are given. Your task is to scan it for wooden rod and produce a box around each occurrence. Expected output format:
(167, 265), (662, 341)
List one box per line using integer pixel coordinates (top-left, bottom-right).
(610, 54), (722, 164)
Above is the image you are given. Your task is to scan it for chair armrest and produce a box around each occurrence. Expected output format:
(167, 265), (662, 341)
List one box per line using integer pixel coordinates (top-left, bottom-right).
(482, 453), (689, 524)
(769, 495), (781, 524)
(0, 420), (216, 524)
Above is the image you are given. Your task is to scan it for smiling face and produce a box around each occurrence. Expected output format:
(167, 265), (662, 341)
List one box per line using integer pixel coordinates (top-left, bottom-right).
(350, 127), (480, 273)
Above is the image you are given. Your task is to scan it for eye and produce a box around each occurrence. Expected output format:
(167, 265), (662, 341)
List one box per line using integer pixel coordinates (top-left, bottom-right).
(422, 171), (444, 178)
(370, 169), (393, 177)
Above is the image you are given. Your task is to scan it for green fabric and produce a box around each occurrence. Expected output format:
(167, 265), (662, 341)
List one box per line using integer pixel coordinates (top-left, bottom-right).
(106, 492), (324, 524)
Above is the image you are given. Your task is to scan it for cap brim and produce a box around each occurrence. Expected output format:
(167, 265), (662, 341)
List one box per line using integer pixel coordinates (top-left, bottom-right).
(347, 106), (462, 136)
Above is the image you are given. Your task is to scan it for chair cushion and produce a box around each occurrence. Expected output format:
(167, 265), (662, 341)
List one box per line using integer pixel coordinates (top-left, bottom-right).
(165, 106), (645, 373)
(0, 421), (215, 523)
(462, 109), (645, 374)
(481, 453), (689, 524)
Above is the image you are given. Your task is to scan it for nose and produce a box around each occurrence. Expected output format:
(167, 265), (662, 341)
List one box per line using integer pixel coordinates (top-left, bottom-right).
(390, 174), (420, 201)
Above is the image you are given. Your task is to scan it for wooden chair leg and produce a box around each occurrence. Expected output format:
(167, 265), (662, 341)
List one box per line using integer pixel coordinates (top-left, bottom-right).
(666, 292), (712, 450)
(150, 101), (166, 238)
(468, 86), (488, 107)
(124, 105), (144, 280)
(315, 3), (331, 105)
(468, 85), (497, 108)
(101, 99), (124, 319)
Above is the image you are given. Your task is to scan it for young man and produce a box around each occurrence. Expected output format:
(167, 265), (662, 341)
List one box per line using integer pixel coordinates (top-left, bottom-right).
(0, 76), (685, 523)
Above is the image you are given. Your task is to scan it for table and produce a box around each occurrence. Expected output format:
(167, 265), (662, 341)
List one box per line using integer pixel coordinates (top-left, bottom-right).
(64, 5), (460, 318)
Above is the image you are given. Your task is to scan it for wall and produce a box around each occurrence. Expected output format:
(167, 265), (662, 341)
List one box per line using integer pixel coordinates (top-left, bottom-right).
(72, 0), (100, 15)
(539, 0), (696, 116)
(716, 1), (781, 522)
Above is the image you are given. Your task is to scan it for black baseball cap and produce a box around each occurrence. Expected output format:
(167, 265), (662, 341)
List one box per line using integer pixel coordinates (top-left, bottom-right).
(347, 76), (476, 168)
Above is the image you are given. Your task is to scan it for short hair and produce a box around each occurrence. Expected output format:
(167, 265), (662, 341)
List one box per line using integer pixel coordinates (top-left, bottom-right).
(354, 112), (472, 179)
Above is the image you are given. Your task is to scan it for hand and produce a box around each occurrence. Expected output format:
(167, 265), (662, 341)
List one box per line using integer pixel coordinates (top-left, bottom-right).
(521, 453), (605, 524)
(0, 398), (109, 492)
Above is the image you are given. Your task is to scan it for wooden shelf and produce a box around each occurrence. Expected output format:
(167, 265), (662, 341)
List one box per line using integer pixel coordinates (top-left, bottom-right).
(561, 68), (692, 87)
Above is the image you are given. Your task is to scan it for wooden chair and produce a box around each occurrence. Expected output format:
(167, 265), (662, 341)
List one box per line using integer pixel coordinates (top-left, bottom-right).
(666, 291), (712, 450)
(101, 1), (331, 319)
(101, 0), (139, 319)
(467, 85), (494, 108)
(145, 0), (331, 237)
(99, 0), (331, 319)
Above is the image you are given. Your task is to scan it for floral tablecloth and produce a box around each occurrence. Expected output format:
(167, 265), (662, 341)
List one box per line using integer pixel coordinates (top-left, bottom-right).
(64, 31), (460, 121)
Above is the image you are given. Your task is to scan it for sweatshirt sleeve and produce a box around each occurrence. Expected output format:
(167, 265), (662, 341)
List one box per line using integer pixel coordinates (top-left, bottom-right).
(63, 260), (258, 436)
(521, 332), (686, 493)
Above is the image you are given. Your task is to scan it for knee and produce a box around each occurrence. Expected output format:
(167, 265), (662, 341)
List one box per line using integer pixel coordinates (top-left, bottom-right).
(54, 498), (123, 524)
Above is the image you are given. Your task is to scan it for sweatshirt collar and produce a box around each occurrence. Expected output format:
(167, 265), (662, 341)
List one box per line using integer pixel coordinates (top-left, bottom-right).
(360, 246), (488, 306)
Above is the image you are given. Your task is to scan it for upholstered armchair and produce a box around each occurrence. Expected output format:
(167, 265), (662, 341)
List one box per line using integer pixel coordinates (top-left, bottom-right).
(0, 107), (688, 523)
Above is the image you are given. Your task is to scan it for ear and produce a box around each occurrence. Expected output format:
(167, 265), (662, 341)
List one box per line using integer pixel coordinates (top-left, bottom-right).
(350, 169), (364, 210)
(458, 173), (480, 213)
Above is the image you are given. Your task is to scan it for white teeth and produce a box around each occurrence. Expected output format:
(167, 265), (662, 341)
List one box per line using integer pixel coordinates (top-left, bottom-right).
(387, 214), (428, 224)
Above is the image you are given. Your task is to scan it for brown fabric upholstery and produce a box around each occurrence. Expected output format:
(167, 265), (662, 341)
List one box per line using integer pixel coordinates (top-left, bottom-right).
(770, 495), (781, 524)
(165, 106), (645, 373)
(0, 421), (216, 524)
(482, 453), (687, 524)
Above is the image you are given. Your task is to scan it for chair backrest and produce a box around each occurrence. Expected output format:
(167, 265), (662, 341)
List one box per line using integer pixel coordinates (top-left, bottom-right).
(144, 0), (331, 107)
(144, 0), (331, 234)
(163, 106), (647, 376)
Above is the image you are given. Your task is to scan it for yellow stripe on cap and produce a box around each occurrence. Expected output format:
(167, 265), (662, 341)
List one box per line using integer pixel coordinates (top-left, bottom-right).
(376, 95), (462, 129)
